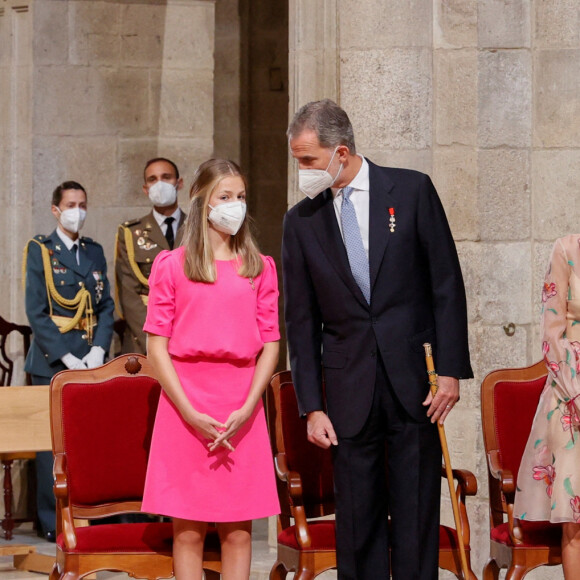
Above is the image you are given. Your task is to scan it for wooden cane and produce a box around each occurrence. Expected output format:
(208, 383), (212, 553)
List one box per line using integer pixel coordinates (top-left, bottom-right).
(423, 343), (470, 580)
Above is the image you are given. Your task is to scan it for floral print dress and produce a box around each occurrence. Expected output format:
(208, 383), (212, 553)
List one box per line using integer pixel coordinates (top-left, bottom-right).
(515, 235), (580, 523)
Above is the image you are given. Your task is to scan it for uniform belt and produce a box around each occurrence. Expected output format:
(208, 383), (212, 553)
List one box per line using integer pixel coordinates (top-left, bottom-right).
(51, 315), (98, 332)
(140, 294), (148, 306)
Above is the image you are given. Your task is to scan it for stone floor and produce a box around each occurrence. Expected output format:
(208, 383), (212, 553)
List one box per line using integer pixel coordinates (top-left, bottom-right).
(0, 520), (337, 580)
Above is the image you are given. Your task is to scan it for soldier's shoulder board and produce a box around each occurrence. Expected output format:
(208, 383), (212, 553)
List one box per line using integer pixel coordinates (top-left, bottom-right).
(123, 218), (141, 228)
(32, 234), (49, 243)
(80, 236), (95, 244)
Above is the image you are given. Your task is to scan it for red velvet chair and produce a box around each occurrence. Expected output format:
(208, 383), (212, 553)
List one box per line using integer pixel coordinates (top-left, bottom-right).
(49, 354), (221, 580)
(481, 360), (562, 579)
(266, 370), (478, 580)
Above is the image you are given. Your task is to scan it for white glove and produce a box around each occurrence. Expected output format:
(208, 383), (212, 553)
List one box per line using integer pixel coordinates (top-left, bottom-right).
(81, 346), (105, 369)
(61, 353), (88, 370)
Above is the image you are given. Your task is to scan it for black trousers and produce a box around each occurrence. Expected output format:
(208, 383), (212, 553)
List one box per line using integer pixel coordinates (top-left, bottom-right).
(331, 356), (442, 580)
(32, 374), (56, 535)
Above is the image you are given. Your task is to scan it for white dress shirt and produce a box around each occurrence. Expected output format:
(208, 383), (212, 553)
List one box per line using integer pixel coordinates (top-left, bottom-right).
(152, 206), (182, 239)
(56, 226), (80, 265)
(332, 155), (370, 258)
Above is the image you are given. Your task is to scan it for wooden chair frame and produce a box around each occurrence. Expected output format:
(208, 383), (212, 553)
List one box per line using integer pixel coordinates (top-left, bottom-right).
(49, 354), (221, 580)
(267, 370), (478, 580)
(481, 360), (562, 580)
(0, 314), (34, 540)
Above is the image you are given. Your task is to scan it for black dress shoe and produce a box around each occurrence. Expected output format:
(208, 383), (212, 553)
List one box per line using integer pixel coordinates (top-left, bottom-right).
(45, 530), (56, 543)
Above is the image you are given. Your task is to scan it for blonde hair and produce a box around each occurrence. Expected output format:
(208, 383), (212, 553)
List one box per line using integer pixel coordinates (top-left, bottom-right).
(182, 159), (263, 283)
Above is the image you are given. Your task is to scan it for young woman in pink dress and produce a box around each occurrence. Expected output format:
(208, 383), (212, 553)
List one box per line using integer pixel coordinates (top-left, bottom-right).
(141, 159), (280, 580)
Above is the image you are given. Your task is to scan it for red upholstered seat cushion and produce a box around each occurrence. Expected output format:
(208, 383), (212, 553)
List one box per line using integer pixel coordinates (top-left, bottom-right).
(277, 521), (336, 551)
(57, 523), (221, 554)
(493, 376), (546, 480)
(439, 525), (471, 551)
(490, 521), (562, 547)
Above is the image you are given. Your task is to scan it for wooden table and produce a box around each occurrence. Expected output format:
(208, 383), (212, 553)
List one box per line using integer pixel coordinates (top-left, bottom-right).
(0, 385), (54, 573)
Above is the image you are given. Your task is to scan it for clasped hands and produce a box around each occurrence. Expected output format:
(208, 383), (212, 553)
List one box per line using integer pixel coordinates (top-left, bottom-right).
(61, 346), (105, 370)
(189, 407), (251, 453)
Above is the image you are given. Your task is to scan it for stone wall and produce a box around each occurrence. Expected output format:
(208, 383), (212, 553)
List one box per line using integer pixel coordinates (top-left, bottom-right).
(289, 1), (579, 578)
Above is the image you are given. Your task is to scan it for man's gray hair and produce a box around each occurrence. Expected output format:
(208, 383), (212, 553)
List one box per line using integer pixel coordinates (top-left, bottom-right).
(287, 99), (356, 154)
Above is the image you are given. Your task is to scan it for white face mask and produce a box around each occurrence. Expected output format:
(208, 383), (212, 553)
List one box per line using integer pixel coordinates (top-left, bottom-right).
(208, 201), (247, 236)
(57, 207), (87, 234)
(148, 180), (178, 207)
(298, 146), (343, 199)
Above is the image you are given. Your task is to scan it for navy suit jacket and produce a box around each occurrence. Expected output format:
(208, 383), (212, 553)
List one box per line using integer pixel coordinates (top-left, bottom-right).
(282, 160), (473, 438)
(24, 230), (115, 378)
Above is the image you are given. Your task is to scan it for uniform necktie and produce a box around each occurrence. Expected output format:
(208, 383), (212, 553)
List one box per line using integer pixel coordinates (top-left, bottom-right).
(164, 217), (175, 250)
(341, 186), (370, 303)
(71, 243), (79, 265)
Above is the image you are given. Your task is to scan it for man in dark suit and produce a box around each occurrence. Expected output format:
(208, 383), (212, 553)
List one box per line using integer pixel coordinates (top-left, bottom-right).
(115, 157), (186, 354)
(282, 99), (473, 579)
(24, 180), (115, 540)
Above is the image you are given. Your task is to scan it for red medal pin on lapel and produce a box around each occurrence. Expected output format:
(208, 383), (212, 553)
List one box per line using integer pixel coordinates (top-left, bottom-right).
(389, 207), (396, 233)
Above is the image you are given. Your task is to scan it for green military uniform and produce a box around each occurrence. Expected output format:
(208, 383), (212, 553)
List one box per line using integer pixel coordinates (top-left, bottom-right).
(115, 210), (185, 354)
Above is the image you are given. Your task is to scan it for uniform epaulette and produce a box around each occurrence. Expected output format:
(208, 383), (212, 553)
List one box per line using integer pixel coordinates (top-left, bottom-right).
(32, 234), (49, 243)
(122, 218), (141, 227)
(80, 236), (94, 244)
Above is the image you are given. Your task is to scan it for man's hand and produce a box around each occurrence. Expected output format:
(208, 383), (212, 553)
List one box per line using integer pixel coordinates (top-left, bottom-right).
(306, 411), (338, 449)
(423, 375), (459, 425)
(61, 353), (88, 370)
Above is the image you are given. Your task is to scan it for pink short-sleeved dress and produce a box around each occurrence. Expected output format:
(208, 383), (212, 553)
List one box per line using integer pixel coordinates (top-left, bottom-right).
(141, 247), (280, 522)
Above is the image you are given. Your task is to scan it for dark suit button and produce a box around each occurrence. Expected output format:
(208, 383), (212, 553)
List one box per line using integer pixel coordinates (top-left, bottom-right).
(371, 317), (378, 325)
(371, 350), (376, 358)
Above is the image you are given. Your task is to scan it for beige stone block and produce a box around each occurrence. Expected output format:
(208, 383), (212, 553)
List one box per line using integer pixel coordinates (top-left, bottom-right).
(433, 146), (478, 241)
(163, 2), (214, 70)
(33, 136), (117, 208)
(434, 50), (477, 147)
(339, 0), (431, 48)
(458, 241), (532, 325)
(69, 1), (121, 66)
(532, 150), (580, 239)
(478, 149), (530, 241)
(159, 69), (214, 138)
(35, 66), (98, 135)
(33, 1), (69, 64)
(363, 149), (432, 177)
(478, 50), (532, 148)
(534, 49), (580, 148)
(290, 0), (337, 53)
(120, 3), (165, 67)
(534, 0), (580, 49)
(291, 49), (338, 106)
(478, 0), (531, 48)
(469, 323), (530, 380)
(118, 138), (160, 205)
(434, 0), (477, 49)
(96, 67), (152, 137)
(341, 48), (432, 150)
(156, 137), (215, 190)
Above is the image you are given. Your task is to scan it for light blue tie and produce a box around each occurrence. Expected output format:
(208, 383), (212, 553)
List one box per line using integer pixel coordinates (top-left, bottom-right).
(341, 186), (370, 303)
